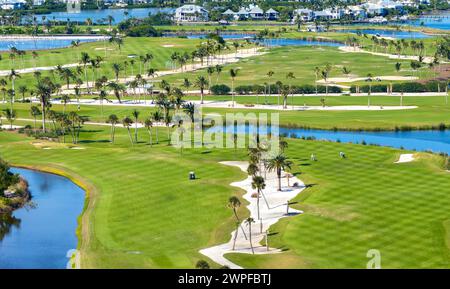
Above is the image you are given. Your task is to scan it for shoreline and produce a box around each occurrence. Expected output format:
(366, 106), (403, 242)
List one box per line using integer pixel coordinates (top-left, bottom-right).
(9, 163), (96, 269)
(0, 176), (30, 214)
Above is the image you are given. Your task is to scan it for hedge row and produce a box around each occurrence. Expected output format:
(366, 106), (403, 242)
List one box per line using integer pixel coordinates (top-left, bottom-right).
(350, 81), (449, 93)
(211, 84), (342, 95)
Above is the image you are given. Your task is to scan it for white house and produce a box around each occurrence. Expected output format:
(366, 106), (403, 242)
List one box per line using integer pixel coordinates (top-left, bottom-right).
(265, 8), (279, 20)
(174, 5), (209, 22)
(345, 5), (367, 20)
(293, 8), (314, 22)
(0, 0), (26, 9)
(248, 5), (264, 20)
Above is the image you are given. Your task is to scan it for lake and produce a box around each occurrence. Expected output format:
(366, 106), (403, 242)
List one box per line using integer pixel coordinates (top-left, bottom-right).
(220, 125), (450, 154)
(34, 7), (174, 24)
(0, 168), (85, 269)
(0, 36), (107, 51)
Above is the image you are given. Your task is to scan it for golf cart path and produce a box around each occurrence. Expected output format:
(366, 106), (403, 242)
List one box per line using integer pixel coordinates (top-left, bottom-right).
(42, 99), (418, 111)
(200, 161), (305, 269)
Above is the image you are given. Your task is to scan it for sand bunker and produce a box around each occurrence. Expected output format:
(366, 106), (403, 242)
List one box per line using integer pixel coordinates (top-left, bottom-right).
(395, 154), (415, 163)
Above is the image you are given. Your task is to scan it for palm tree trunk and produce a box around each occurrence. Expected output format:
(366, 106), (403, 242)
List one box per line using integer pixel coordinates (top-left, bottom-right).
(148, 128), (153, 146)
(233, 209), (247, 239)
(277, 169), (281, 191)
(127, 128), (134, 145)
(248, 223), (254, 254)
(232, 222), (239, 250)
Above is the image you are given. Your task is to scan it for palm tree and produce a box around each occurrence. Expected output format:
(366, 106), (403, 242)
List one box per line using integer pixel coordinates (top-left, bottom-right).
(0, 79), (7, 102)
(314, 66), (321, 95)
(215, 64), (222, 84)
(80, 52), (90, 90)
(2, 109), (16, 129)
(182, 78), (191, 95)
(266, 71), (274, 104)
(267, 154), (292, 191)
(252, 176), (266, 221)
(107, 114), (119, 143)
(30, 105), (41, 134)
(245, 217), (255, 254)
(112, 63), (122, 82)
(132, 109), (140, 143)
(122, 116), (134, 145)
(152, 110), (163, 144)
(107, 82), (125, 103)
(107, 15), (115, 31)
(35, 81), (52, 132)
(286, 72), (295, 108)
(98, 90), (108, 120)
(8, 69), (20, 103)
(61, 94), (70, 114)
(279, 138), (288, 153)
(366, 73), (373, 107)
(144, 117), (153, 146)
(195, 76), (208, 104)
(18, 85), (27, 102)
(206, 67), (214, 94)
(228, 196), (248, 246)
(229, 68), (239, 107)
(195, 260), (210, 269)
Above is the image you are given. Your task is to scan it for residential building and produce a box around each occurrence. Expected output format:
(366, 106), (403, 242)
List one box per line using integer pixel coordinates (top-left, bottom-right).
(174, 5), (209, 22)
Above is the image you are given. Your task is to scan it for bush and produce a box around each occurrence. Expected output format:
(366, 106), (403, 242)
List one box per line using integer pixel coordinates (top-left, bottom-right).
(210, 84), (231, 95)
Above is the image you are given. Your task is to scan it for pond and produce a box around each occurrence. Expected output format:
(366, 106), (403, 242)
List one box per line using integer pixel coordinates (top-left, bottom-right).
(337, 29), (432, 39)
(33, 7), (174, 24)
(406, 12), (450, 30)
(0, 36), (107, 51)
(219, 125), (450, 154)
(0, 168), (85, 269)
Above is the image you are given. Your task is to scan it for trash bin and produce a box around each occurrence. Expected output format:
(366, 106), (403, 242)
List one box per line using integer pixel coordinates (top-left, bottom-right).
(189, 172), (196, 180)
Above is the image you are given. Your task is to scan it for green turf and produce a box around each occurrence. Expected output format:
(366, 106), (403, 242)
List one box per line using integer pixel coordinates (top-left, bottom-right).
(158, 45), (435, 87)
(225, 140), (450, 268)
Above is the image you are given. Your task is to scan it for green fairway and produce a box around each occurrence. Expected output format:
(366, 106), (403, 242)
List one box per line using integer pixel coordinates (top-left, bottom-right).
(2, 93), (449, 131)
(0, 127), (250, 268)
(0, 124), (449, 268)
(225, 139), (450, 268)
(158, 45), (435, 87)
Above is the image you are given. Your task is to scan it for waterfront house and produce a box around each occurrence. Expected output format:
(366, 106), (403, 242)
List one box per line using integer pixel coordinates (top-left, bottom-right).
(174, 5), (209, 22)
(265, 8), (279, 20)
(248, 5), (264, 20)
(293, 8), (314, 22)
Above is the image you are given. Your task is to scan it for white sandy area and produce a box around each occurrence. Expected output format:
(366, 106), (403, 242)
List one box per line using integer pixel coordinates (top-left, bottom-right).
(395, 154), (415, 163)
(200, 161), (306, 269)
(317, 75), (418, 84)
(0, 63), (88, 77)
(162, 44), (175, 47)
(339, 46), (441, 64)
(0, 124), (23, 129)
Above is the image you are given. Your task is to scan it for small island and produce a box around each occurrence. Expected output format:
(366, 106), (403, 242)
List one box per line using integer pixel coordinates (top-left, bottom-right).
(0, 158), (30, 214)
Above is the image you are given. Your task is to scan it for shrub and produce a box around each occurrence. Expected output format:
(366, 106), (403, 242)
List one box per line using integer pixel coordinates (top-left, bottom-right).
(210, 84), (231, 95)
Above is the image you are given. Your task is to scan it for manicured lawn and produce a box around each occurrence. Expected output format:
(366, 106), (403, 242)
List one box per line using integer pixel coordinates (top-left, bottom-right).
(225, 139), (450, 268)
(158, 46), (434, 87)
(1, 124), (449, 268)
(2, 94), (449, 130)
(0, 127), (250, 268)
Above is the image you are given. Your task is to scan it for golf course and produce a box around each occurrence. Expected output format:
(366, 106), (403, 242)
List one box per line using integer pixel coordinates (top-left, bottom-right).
(0, 18), (449, 269)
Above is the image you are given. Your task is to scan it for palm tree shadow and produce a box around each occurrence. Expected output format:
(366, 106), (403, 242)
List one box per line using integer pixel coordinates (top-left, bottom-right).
(78, 139), (110, 143)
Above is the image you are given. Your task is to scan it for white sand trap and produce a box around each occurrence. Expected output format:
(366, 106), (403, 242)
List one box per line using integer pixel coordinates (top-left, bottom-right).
(339, 46), (440, 64)
(317, 75), (417, 84)
(200, 161), (306, 269)
(69, 146), (85, 150)
(0, 125), (23, 129)
(395, 154), (415, 163)
(94, 47), (113, 51)
(162, 44), (175, 47)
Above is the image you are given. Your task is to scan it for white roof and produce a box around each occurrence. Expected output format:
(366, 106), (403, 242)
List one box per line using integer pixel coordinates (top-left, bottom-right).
(249, 5), (263, 14)
(237, 7), (249, 15)
(314, 11), (333, 16)
(175, 5), (208, 14)
(222, 9), (235, 15)
(295, 8), (313, 14)
(265, 8), (279, 14)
